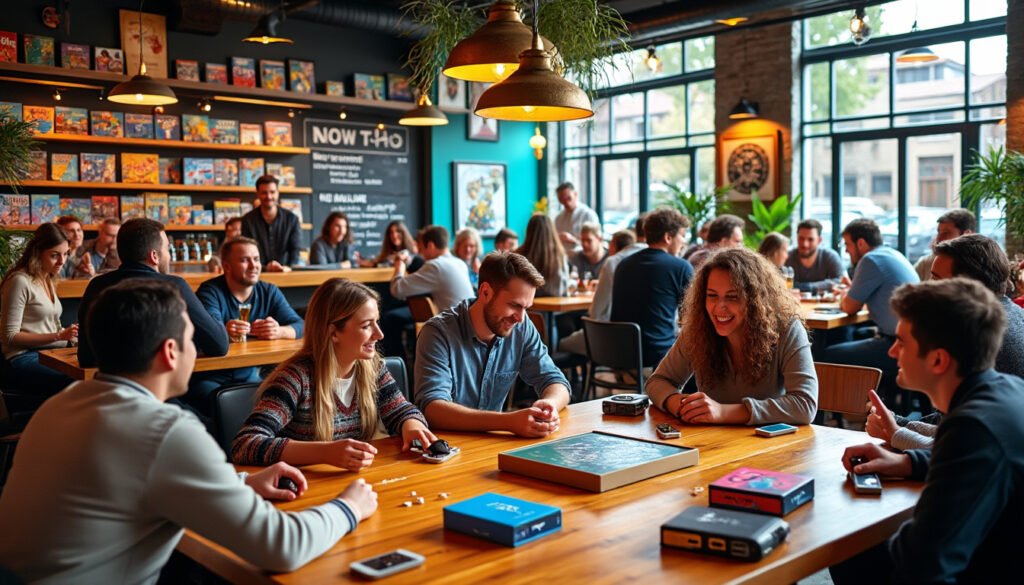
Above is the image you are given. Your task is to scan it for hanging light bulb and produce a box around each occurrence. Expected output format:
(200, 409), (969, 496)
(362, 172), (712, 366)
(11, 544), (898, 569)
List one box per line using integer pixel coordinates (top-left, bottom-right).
(849, 7), (871, 46)
(399, 92), (449, 126)
(339, 108), (348, 120)
(443, 1), (553, 83)
(287, 109), (295, 118)
(52, 89), (62, 102)
(108, 4), (177, 105)
(643, 46), (661, 73)
(529, 125), (547, 160)
(377, 122), (385, 130)
(197, 98), (212, 112)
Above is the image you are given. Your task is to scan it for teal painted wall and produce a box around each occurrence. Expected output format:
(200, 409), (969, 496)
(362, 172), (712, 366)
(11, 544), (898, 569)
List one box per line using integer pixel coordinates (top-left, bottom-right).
(430, 115), (539, 250)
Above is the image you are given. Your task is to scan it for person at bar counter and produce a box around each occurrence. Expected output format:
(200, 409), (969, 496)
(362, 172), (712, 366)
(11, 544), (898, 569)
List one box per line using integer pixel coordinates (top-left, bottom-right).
(648, 248), (818, 425)
(358, 220), (424, 271)
(829, 278), (1024, 585)
(310, 211), (356, 267)
(567, 222), (608, 280)
(73, 217), (121, 278)
(240, 174), (301, 272)
(56, 214), (93, 279)
(191, 236), (303, 412)
(415, 252), (571, 438)
(553, 181), (599, 250)
(785, 218), (847, 294)
(232, 278), (435, 468)
(78, 218), (229, 367)
(0, 223), (76, 396)
(0, 280), (378, 584)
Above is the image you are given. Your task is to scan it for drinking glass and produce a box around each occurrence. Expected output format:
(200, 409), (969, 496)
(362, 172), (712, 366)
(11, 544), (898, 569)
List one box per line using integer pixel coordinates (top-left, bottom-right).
(233, 303), (252, 342)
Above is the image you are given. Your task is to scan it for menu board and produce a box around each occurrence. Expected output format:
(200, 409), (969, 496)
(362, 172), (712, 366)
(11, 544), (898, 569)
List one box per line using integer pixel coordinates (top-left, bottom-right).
(305, 118), (420, 257)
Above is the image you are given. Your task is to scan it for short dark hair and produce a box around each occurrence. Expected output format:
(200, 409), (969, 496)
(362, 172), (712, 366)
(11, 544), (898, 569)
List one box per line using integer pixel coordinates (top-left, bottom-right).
(418, 225), (449, 250)
(494, 228), (518, 247)
(556, 182), (574, 193)
(890, 278), (1005, 377)
(842, 218), (883, 248)
(937, 209), (977, 233)
(220, 236), (260, 261)
(117, 218), (165, 264)
(100, 217), (121, 227)
(633, 213), (648, 241)
(226, 217), (243, 229)
(610, 229), (636, 252)
(644, 208), (691, 243)
(255, 174), (279, 190)
(757, 232), (789, 258)
(706, 214), (745, 244)
(87, 279), (187, 375)
(797, 219), (823, 236)
(479, 251), (545, 291)
(933, 234), (1011, 296)
(56, 215), (82, 227)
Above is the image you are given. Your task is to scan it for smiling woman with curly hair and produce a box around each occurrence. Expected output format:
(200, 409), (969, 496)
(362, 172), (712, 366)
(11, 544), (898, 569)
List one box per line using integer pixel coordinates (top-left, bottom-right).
(647, 247), (819, 425)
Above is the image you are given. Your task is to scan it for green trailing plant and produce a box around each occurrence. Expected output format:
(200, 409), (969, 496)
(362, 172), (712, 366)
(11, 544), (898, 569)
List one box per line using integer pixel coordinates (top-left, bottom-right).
(959, 146), (1024, 237)
(745, 192), (803, 249)
(655, 183), (732, 241)
(0, 114), (38, 191)
(401, 0), (479, 94)
(0, 230), (29, 277)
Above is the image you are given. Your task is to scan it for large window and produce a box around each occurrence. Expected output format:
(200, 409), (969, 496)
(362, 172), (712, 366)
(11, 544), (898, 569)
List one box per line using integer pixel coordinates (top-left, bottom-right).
(801, 0), (1006, 263)
(559, 38), (716, 235)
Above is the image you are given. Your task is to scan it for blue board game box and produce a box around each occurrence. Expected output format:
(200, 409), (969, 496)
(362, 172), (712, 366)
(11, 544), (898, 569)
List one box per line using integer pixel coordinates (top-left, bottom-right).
(443, 492), (561, 547)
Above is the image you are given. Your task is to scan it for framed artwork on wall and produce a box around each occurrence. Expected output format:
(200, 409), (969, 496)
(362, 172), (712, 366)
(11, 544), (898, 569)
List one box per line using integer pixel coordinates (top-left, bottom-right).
(119, 10), (168, 79)
(467, 114), (499, 142)
(717, 131), (782, 201)
(452, 161), (507, 237)
(438, 74), (466, 109)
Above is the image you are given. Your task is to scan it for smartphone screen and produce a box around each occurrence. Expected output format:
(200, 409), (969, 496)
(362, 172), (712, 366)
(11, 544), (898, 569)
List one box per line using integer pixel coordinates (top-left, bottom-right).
(362, 552), (417, 570)
(758, 424), (796, 433)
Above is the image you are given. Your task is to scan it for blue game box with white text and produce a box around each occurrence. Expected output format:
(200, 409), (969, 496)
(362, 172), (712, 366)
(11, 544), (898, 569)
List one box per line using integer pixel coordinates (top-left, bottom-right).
(443, 492), (562, 547)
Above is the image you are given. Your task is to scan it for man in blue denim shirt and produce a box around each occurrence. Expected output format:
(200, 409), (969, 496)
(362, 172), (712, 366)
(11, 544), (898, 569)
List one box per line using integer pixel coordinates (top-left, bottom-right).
(414, 252), (570, 437)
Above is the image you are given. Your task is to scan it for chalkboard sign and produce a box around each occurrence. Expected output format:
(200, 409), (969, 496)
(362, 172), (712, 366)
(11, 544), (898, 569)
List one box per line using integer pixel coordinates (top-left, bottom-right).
(305, 118), (421, 257)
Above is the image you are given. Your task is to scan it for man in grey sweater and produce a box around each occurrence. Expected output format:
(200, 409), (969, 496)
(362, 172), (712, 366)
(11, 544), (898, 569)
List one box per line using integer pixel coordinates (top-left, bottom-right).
(0, 280), (377, 584)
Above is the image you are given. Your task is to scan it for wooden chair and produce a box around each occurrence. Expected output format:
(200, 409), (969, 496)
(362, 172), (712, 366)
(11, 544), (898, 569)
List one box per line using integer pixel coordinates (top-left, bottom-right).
(814, 362), (882, 416)
(407, 295), (440, 324)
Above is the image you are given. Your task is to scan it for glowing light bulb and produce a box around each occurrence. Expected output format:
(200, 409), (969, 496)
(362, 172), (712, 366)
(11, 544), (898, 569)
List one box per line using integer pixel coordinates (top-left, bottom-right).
(522, 105), (535, 113)
(135, 94), (144, 102)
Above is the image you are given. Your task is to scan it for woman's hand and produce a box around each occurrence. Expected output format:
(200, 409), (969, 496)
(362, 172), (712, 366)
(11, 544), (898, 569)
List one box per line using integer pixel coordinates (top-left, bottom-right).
(676, 392), (746, 424)
(401, 419), (438, 452)
(324, 438), (378, 471)
(57, 324), (79, 342)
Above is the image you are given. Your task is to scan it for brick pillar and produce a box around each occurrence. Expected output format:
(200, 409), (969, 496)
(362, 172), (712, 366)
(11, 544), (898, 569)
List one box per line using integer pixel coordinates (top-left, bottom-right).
(1006, 0), (1024, 252)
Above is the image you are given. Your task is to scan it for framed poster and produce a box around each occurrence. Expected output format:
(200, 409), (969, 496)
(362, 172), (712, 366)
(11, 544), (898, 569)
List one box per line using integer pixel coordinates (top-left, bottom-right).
(438, 74), (466, 109)
(717, 131), (782, 201)
(452, 161), (507, 237)
(119, 9), (168, 79)
(467, 114), (499, 142)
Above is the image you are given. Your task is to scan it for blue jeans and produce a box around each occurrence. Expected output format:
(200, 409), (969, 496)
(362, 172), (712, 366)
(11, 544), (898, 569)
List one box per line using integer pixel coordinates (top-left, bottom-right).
(4, 350), (75, 397)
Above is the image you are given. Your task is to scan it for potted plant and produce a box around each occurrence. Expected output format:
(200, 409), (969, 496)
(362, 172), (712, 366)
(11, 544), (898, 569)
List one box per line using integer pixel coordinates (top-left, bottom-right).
(655, 183), (732, 242)
(745, 192), (802, 249)
(0, 112), (38, 275)
(959, 146), (1024, 238)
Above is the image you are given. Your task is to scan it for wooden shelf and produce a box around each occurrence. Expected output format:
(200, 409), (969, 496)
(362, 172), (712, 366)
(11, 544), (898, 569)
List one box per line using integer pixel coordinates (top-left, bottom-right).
(1, 222), (312, 232)
(35, 133), (310, 154)
(16, 180), (312, 194)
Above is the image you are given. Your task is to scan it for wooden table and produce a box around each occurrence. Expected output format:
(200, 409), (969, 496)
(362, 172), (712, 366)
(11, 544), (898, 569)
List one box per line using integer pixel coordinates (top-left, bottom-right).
(38, 338), (303, 380)
(531, 295), (593, 313)
(801, 304), (871, 330)
(177, 401), (921, 585)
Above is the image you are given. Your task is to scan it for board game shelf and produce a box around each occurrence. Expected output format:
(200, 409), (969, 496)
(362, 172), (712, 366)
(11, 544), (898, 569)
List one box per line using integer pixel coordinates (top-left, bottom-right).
(34, 133), (311, 155)
(13, 180), (312, 194)
(0, 223), (314, 232)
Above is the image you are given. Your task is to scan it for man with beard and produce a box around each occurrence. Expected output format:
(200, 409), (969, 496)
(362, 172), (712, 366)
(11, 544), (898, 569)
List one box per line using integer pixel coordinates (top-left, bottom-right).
(241, 175), (301, 272)
(785, 219), (847, 294)
(414, 252), (571, 438)
(192, 236), (303, 412)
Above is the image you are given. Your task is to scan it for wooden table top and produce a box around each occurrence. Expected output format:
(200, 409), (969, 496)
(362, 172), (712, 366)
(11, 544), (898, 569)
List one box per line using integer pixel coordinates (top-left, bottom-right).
(531, 294), (594, 313)
(56, 267), (393, 299)
(800, 304), (871, 330)
(177, 401), (921, 585)
(38, 338), (304, 380)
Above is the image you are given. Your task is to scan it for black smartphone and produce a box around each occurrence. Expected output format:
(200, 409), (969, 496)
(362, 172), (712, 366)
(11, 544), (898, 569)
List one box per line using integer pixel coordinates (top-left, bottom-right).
(849, 456), (882, 495)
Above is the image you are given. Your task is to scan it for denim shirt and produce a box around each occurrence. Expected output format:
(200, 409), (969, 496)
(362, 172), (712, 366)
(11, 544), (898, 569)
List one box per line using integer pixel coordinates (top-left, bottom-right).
(414, 299), (570, 412)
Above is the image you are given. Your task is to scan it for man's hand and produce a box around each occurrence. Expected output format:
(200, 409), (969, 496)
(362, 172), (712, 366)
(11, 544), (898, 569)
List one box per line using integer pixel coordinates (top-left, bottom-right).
(79, 252), (95, 277)
(337, 479), (378, 522)
(841, 443), (912, 478)
(558, 232), (578, 247)
(325, 438), (378, 471)
(400, 419), (438, 452)
(865, 389), (899, 443)
(392, 257), (407, 279)
(245, 461), (307, 501)
(250, 317), (281, 340)
(265, 260), (288, 272)
(227, 319), (251, 340)
(506, 406), (559, 437)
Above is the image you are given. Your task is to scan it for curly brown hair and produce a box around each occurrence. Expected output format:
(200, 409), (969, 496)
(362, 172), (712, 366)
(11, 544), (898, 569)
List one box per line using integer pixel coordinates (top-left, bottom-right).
(680, 247), (804, 389)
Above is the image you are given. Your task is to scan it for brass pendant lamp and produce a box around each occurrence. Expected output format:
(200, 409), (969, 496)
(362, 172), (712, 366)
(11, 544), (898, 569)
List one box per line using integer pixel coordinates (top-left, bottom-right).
(108, 1), (177, 106)
(243, 10), (294, 45)
(443, 1), (553, 83)
(474, 0), (593, 122)
(399, 92), (449, 126)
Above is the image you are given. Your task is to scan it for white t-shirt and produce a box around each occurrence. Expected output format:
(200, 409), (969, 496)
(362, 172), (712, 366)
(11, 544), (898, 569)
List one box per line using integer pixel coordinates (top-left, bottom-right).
(333, 375), (355, 408)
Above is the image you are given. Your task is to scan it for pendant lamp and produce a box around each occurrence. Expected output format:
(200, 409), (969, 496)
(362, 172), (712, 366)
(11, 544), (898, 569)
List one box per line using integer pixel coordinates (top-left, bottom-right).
(728, 98), (759, 120)
(108, 3), (177, 106)
(443, 1), (553, 83)
(399, 93), (449, 126)
(895, 17), (938, 64)
(474, 0), (592, 122)
(243, 10), (293, 45)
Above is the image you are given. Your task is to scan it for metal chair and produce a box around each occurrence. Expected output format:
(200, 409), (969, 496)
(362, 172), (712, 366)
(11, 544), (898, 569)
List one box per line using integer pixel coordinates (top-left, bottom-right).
(211, 382), (261, 456)
(581, 317), (645, 402)
(814, 362), (882, 416)
(527, 311), (587, 402)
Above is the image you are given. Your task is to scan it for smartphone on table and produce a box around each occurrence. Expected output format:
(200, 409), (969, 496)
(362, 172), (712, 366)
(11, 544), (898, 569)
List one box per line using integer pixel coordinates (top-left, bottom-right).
(754, 423), (798, 437)
(350, 549), (425, 579)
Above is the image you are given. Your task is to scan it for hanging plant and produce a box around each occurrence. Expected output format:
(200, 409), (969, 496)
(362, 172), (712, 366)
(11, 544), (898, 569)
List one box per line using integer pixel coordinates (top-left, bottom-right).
(401, 0), (479, 95)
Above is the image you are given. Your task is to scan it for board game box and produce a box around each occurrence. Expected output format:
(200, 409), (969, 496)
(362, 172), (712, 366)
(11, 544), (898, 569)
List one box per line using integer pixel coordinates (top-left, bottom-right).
(260, 59), (285, 90)
(210, 119), (239, 144)
(120, 195), (145, 221)
(125, 113), (154, 139)
(91, 111), (124, 137)
(144, 192), (169, 223)
(169, 195), (192, 225)
(498, 431), (699, 493)
(24, 105), (54, 134)
(24, 151), (46, 180)
(708, 467), (814, 517)
(91, 196), (119, 222)
(184, 158), (215, 186)
(443, 493), (562, 547)
(239, 157), (265, 187)
(159, 157), (181, 184)
(214, 158), (238, 186)
(175, 59), (199, 81)
(122, 153), (159, 184)
(0, 194), (30, 225)
(24, 34), (54, 66)
(30, 194), (59, 223)
(55, 106), (88, 135)
(80, 153), (117, 183)
(240, 123), (262, 146)
(94, 47), (123, 73)
(205, 63), (228, 84)
(231, 57), (256, 87)
(214, 199), (241, 224)
(60, 198), (92, 224)
(264, 121), (292, 146)
(155, 114), (180, 140)
(0, 31), (16, 63)
(182, 114), (211, 142)
(60, 42), (90, 69)
(0, 102), (21, 119)
(51, 153), (78, 182)
(288, 59), (315, 94)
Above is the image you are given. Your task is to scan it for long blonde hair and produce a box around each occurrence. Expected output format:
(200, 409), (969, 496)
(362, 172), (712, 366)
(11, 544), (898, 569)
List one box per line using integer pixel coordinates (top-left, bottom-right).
(261, 278), (383, 441)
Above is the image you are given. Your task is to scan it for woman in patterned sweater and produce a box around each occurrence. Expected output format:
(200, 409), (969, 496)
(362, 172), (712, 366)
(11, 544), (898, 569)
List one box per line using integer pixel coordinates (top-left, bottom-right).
(232, 278), (437, 469)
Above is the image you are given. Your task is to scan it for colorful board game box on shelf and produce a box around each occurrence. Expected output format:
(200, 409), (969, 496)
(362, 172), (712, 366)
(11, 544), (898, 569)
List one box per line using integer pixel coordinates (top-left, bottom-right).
(0, 31), (16, 63)
(211, 119), (239, 144)
(231, 57), (257, 87)
(159, 157), (181, 184)
(51, 153), (79, 182)
(91, 111), (124, 137)
(60, 198), (92, 224)
(214, 199), (242, 224)
(240, 201), (253, 215)
(175, 59), (199, 81)
(168, 195), (193, 225)
(155, 114), (180, 140)
(443, 493), (562, 548)
(279, 199), (303, 222)
(266, 163), (296, 187)
(0, 194), (30, 225)
(708, 467), (815, 517)
(288, 59), (315, 94)
(184, 158), (215, 186)
(239, 123), (262, 146)
(353, 73), (385, 100)
(120, 195), (145, 221)
(205, 63), (228, 84)
(23, 34), (54, 66)
(31, 194), (59, 224)
(24, 151), (47, 180)
(259, 59), (285, 90)
(0, 102), (22, 119)
(80, 153), (117, 183)
(122, 153), (159, 184)
(24, 106), (54, 135)
(125, 113), (154, 139)
(60, 42), (90, 69)
(238, 158), (265, 187)
(263, 121), (293, 147)
(387, 74), (413, 102)
(91, 196), (119, 222)
(55, 106), (88, 135)
(325, 80), (344, 96)
(214, 158), (238, 186)
(94, 47), (123, 73)
(182, 114), (211, 143)
(144, 192), (169, 223)
(192, 206), (213, 225)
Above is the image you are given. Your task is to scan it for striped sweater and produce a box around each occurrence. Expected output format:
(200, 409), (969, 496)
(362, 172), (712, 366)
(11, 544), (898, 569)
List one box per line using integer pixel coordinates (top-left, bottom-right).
(231, 357), (427, 465)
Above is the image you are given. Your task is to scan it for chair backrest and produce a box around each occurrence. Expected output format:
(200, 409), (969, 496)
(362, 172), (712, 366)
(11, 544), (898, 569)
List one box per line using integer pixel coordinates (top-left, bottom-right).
(582, 317), (645, 392)
(814, 362), (882, 415)
(211, 382), (261, 455)
(407, 295), (440, 323)
(384, 356), (410, 401)
(527, 311), (548, 345)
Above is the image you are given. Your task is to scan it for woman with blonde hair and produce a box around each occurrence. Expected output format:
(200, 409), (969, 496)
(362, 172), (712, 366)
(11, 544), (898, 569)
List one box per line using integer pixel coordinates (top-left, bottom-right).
(516, 214), (569, 297)
(453, 227), (483, 287)
(647, 247), (818, 425)
(232, 278), (436, 468)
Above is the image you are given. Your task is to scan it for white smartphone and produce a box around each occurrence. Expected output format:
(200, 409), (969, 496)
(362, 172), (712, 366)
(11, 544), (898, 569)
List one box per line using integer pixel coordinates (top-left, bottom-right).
(422, 446), (460, 464)
(656, 423), (681, 439)
(755, 423), (798, 437)
(350, 549), (425, 579)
